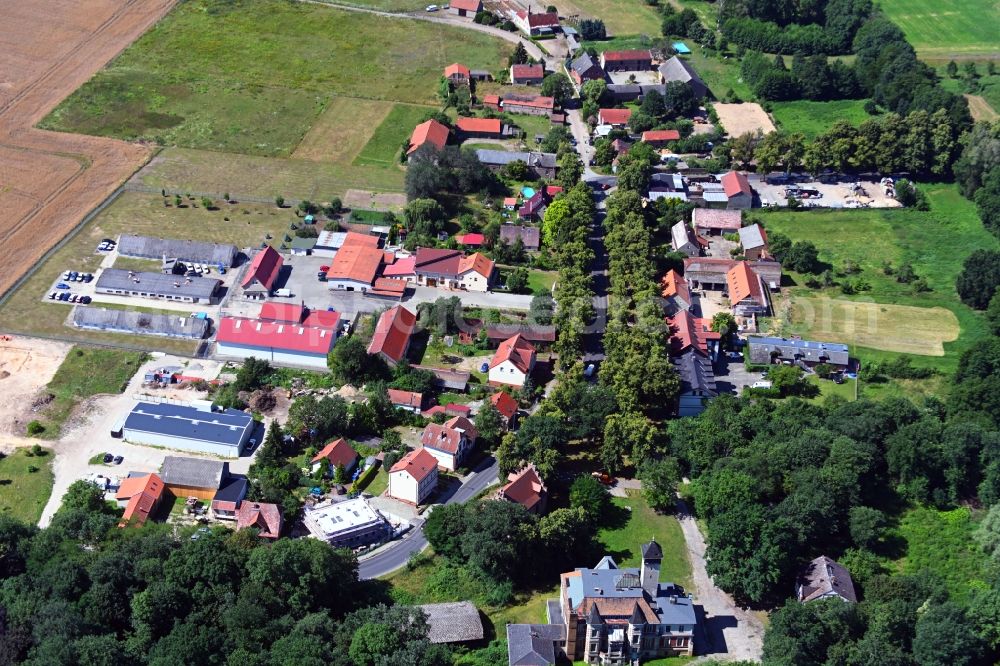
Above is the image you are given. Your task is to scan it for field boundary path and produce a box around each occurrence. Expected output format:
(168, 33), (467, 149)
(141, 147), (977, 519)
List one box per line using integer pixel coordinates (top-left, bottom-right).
(0, 0), (179, 298)
(676, 498), (765, 661)
(301, 0), (551, 65)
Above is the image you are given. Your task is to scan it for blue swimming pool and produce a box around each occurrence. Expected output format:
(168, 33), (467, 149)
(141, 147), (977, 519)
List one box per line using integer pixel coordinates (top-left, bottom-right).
(521, 186), (536, 198)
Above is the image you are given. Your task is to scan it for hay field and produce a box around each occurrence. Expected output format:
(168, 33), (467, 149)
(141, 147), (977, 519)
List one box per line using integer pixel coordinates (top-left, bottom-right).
(784, 297), (960, 356)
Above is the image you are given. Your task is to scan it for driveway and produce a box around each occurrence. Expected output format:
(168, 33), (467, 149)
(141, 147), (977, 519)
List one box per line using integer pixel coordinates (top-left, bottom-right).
(713, 356), (763, 396)
(676, 498), (765, 661)
(357, 454), (499, 579)
(325, 285), (534, 320)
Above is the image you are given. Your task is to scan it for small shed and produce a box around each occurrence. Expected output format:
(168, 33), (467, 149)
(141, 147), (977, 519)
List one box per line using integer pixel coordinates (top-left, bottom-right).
(418, 602), (484, 644)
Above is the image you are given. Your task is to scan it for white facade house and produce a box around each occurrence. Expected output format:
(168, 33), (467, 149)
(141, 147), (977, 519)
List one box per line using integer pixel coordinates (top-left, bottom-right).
(420, 417), (477, 472)
(388, 448), (439, 505)
(488, 334), (537, 388)
(121, 402), (254, 458)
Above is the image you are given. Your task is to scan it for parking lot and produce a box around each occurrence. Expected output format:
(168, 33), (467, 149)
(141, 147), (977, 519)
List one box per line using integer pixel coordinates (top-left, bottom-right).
(751, 175), (902, 209)
(713, 355), (766, 396)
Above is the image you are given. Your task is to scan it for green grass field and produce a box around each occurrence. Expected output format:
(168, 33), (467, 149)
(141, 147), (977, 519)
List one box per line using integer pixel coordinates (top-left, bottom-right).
(354, 104), (433, 167)
(877, 0), (1000, 62)
(0, 449), (55, 524)
(313, 0), (428, 11)
(558, 0), (663, 35)
(31, 346), (147, 439)
(597, 493), (692, 591)
(41, 0), (512, 156)
(762, 183), (994, 376)
(770, 99), (876, 139)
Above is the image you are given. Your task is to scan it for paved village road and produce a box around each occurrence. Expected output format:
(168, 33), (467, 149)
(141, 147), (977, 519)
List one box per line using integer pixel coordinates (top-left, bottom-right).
(676, 499), (765, 661)
(357, 456), (498, 579)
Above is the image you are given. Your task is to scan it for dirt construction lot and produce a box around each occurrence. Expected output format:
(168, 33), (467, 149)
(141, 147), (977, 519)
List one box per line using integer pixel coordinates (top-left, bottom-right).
(0, 338), (71, 445)
(0, 0), (176, 298)
(713, 102), (776, 137)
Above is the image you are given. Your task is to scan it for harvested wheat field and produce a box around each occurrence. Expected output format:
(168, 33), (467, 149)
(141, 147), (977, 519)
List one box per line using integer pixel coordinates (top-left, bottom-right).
(786, 297), (960, 357)
(0, 0), (176, 298)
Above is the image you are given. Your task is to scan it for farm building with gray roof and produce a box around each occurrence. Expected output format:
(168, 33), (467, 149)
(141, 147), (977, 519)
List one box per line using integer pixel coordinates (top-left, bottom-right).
(72, 307), (209, 339)
(117, 234), (238, 267)
(96, 269), (221, 304)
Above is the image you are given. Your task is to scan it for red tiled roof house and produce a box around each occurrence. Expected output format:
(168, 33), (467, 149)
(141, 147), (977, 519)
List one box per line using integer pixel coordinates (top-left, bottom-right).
(421, 416), (478, 471)
(489, 334), (536, 387)
(444, 63), (471, 83)
(241, 245), (283, 300)
(726, 261), (769, 316)
(310, 437), (359, 476)
(600, 49), (652, 72)
(388, 388), (425, 413)
(455, 116), (504, 139)
(598, 108), (632, 127)
(236, 501), (283, 539)
(490, 390), (519, 429)
(448, 0), (482, 17)
(497, 464), (547, 514)
(388, 448), (439, 505)
(511, 63), (546, 85)
(721, 171), (753, 209)
(116, 473), (165, 528)
(367, 305), (416, 367)
(407, 119), (450, 157)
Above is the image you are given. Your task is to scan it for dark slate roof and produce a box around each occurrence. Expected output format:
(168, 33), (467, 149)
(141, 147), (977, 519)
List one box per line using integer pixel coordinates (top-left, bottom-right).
(499, 225), (541, 250)
(797, 555), (858, 603)
(747, 336), (849, 366)
(507, 624), (565, 666)
(72, 307), (209, 339)
(475, 149), (558, 169)
(672, 350), (718, 395)
(97, 269), (221, 301)
(641, 540), (663, 560)
(658, 56), (705, 90)
(160, 456), (230, 490)
(124, 402), (253, 449)
(570, 52), (602, 77)
(418, 602), (485, 643)
(213, 475), (249, 503)
(117, 234), (238, 266)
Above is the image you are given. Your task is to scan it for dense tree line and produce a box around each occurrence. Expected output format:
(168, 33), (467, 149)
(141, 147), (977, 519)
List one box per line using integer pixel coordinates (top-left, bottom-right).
(0, 485), (449, 665)
(741, 51), (860, 102)
(954, 121), (1000, 237)
(405, 144), (498, 202)
(741, 110), (962, 178)
(719, 0), (872, 54)
(853, 17), (971, 127)
(543, 183), (596, 368)
(597, 145), (679, 473)
(670, 392), (1000, 612)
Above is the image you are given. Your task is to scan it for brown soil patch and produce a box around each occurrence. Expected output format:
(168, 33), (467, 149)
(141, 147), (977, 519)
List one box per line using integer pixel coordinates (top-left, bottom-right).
(0, 0), (177, 298)
(965, 94), (999, 122)
(291, 97), (394, 162)
(344, 189), (408, 211)
(0, 338), (70, 437)
(713, 102), (777, 137)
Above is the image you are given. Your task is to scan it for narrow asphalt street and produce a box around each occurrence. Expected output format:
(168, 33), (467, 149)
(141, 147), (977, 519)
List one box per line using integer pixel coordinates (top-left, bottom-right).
(357, 455), (498, 579)
(582, 181), (610, 363)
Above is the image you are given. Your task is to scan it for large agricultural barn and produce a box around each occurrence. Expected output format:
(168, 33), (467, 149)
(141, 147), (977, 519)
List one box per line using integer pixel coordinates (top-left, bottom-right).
(121, 402), (254, 457)
(214, 305), (342, 369)
(72, 307), (209, 339)
(95, 269), (221, 304)
(117, 234), (238, 267)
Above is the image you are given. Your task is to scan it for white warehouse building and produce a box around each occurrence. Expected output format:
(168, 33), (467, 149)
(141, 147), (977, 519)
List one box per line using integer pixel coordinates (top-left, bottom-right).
(120, 402), (254, 458)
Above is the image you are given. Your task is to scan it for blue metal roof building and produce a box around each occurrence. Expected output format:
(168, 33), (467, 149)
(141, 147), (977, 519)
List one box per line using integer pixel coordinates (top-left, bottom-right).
(122, 402), (254, 458)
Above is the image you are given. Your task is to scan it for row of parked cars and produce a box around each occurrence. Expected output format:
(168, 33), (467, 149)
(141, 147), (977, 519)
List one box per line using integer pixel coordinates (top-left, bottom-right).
(61, 270), (93, 283)
(49, 292), (92, 303)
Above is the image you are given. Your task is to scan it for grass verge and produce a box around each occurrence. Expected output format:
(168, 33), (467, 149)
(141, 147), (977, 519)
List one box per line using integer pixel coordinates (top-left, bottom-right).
(0, 449), (55, 524)
(30, 346), (147, 439)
